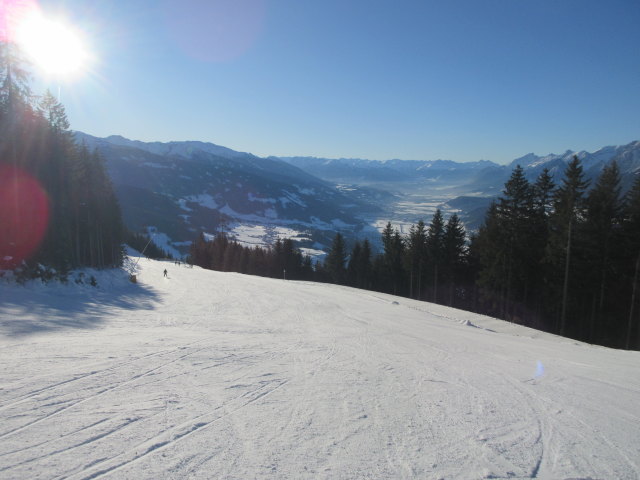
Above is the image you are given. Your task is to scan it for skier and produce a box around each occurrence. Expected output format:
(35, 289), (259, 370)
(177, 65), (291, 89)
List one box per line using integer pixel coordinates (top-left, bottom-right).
(163, 269), (168, 278)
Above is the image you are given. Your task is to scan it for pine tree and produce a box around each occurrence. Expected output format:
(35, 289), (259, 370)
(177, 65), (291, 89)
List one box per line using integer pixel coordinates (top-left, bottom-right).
(497, 165), (537, 320)
(380, 222), (405, 295)
(530, 168), (556, 319)
(1, 46), (124, 272)
(533, 168), (555, 217)
(36, 91), (76, 269)
(443, 213), (466, 306)
(583, 160), (624, 343)
(345, 238), (373, 289)
(474, 166), (541, 322)
(301, 255), (314, 281)
(475, 201), (510, 317)
(426, 209), (445, 302)
(381, 222), (394, 259)
(281, 238), (301, 280)
(325, 232), (347, 284)
(347, 241), (362, 287)
(623, 176), (640, 349)
(405, 220), (427, 299)
(0, 43), (32, 124)
(390, 228), (406, 295)
(359, 239), (372, 289)
(547, 155), (589, 336)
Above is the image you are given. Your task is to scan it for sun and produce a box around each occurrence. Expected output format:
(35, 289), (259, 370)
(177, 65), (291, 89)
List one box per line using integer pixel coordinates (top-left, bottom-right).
(16, 11), (89, 78)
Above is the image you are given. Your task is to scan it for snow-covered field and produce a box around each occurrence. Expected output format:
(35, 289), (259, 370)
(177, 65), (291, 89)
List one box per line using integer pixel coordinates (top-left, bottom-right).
(1, 257), (639, 479)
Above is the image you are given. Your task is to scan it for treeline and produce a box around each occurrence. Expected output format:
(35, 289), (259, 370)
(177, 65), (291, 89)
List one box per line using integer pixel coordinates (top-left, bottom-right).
(188, 214), (471, 309)
(473, 158), (640, 350)
(1, 43), (124, 272)
(189, 155), (640, 350)
(188, 232), (314, 280)
(320, 157), (639, 350)
(126, 232), (174, 260)
(320, 217), (471, 310)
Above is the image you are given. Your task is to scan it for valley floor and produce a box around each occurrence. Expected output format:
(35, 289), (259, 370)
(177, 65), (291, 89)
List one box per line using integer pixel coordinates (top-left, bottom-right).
(0, 258), (639, 479)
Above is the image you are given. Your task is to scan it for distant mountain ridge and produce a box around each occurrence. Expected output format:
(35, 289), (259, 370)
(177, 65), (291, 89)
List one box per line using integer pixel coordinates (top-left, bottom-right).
(73, 132), (382, 258)
(74, 131), (640, 257)
(96, 134), (250, 160)
(277, 156), (500, 186)
(279, 141), (640, 193)
(509, 141), (640, 185)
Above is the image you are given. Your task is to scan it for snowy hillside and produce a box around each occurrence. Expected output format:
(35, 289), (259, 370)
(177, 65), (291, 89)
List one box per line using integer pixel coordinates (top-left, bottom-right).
(73, 132), (380, 258)
(1, 258), (639, 479)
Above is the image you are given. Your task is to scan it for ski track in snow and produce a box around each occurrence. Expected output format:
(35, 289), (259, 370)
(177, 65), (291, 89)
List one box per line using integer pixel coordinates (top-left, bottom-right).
(1, 258), (639, 479)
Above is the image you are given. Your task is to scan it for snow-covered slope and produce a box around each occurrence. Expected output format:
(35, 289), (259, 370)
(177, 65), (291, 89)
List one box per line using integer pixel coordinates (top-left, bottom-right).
(1, 258), (639, 479)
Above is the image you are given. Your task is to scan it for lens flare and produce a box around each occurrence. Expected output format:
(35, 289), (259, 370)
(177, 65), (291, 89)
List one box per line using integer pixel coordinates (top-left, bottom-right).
(0, 165), (50, 269)
(0, 0), (38, 43)
(15, 10), (89, 77)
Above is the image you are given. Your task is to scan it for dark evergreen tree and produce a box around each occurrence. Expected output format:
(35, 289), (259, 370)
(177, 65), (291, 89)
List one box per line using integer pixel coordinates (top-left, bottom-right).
(359, 238), (373, 289)
(583, 161), (624, 344)
(546, 155), (589, 336)
(0, 43), (32, 123)
(405, 220), (427, 299)
(624, 176), (640, 349)
(189, 232), (211, 268)
(426, 209), (445, 302)
(530, 168), (556, 319)
(346, 239), (373, 289)
(498, 165), (543, 323)
(1, 44), (124, 272)
(346, 241), (362, 287)
(301, 255), (314, 281)
(533, 168), (555, 217)
(474, 201), (507, 316)
(380, 222), (405, 294)
(443, 213), (466, 306)
(325, 232), (347, 284)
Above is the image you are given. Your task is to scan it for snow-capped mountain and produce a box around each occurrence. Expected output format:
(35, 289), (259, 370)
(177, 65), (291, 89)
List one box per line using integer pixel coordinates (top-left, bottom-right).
(74, 132), (382, 257)
(74, 132), (640, 257)
(281, 141), (640, 195)
(279, 141), (640, 231)
(504, 141), (640, 190)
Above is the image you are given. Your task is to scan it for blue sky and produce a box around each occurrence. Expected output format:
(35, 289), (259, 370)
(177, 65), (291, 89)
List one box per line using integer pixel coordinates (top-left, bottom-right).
(36, 0), (640, 163)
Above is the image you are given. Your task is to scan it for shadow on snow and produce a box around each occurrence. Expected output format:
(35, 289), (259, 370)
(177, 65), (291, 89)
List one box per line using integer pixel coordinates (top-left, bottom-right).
(0, 278), (161, 337)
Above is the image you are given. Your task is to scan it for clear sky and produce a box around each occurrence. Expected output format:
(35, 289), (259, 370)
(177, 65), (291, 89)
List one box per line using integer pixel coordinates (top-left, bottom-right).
(32, 0), (640, 163)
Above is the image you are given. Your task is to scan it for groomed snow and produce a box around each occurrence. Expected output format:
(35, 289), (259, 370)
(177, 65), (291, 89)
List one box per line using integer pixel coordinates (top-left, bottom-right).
(0, 257), (639, 479)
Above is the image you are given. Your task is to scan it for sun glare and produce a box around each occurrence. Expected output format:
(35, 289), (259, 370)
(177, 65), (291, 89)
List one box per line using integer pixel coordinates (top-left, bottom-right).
(16, 12), (88, 78)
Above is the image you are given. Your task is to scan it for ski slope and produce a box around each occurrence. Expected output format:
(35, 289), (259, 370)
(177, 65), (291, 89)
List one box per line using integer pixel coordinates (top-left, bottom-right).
(1, 257), (639, 479)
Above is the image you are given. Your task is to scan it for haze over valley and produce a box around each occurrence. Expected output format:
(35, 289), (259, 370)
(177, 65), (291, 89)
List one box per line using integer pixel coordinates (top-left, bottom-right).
(75, 132), (640, 258)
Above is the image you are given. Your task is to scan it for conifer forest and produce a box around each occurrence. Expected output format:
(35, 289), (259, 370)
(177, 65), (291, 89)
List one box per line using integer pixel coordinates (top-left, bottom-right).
(189, 159), (640, 351)
(0, 43), (124, 274)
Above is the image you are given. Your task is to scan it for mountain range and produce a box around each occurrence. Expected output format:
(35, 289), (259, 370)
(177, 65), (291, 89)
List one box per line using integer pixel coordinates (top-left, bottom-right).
(73, 132), (640, 258)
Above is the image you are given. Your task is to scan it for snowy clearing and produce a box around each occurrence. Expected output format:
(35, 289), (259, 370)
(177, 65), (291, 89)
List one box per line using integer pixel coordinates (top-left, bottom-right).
(0, 257), (639, 479)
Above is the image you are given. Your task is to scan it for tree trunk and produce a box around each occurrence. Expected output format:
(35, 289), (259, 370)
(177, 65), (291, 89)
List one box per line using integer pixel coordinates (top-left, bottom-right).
(589, 294), (597, 342)
(409, 269), (413, 299)
(626, 252), (640, 350)
(560, 219), (572, 336)
(433, 264), (438, 303)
